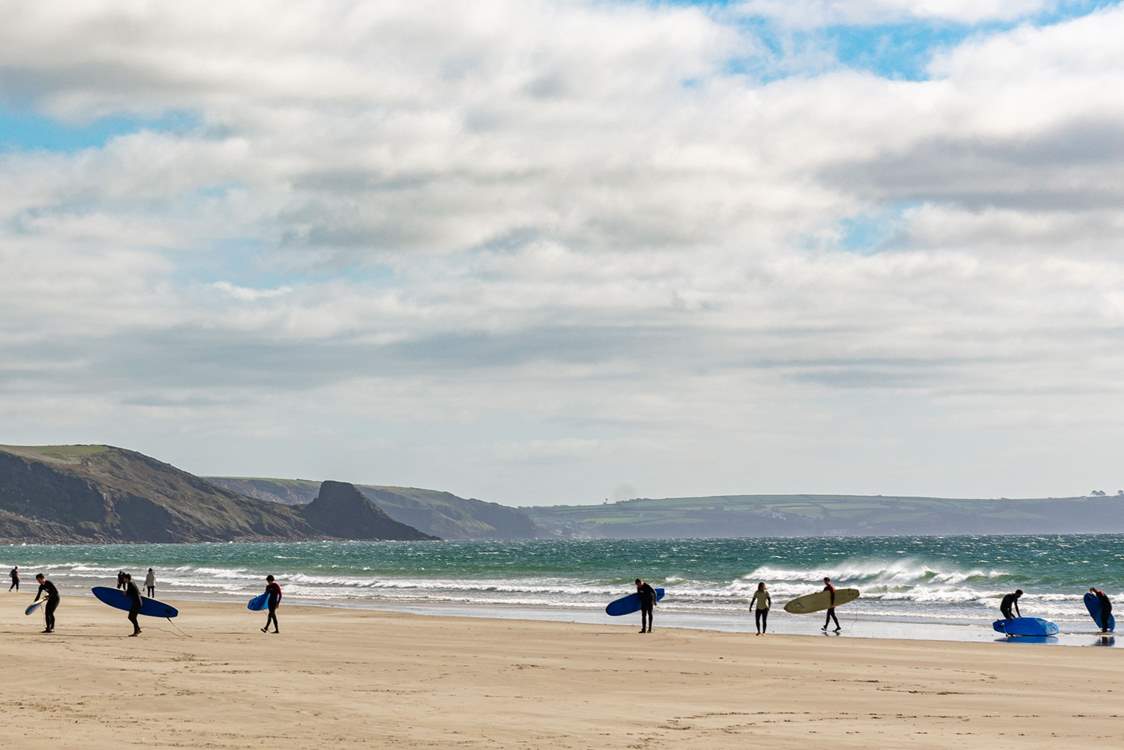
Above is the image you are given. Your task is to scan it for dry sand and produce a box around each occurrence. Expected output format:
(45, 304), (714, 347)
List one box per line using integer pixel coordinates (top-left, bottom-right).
(1, 595), (1122, 749)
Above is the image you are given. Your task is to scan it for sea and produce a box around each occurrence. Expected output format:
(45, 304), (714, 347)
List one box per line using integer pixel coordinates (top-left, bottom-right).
(4, 535), (1121, 647)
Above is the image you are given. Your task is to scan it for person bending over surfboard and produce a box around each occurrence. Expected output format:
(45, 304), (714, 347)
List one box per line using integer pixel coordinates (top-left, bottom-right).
(262, 575), (282, 634)
(751, 582), (771, 635)
(1000, 589), (1023, 620)
(821, 577), (841, 633)
(124, 573), (143, 636)
(635, 578), (656, 634)
(1090, 588), (1113, 633)
(33, 574), (60, 633)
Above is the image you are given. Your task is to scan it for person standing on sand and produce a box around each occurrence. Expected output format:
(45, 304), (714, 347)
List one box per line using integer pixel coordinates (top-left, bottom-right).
(145, 568), (156, 598)
(1000, 589), (1022, 620)
(116, 570), (127, 590)
(751, 582), (771, 635)
(9, 565), (18, 592)
(635, 578), (657, 634)
(262, 575), (282, 634)
(821, 577), (841, 633)
(33, 574), (59, 633)
(1090, 587), (1113, 633)
(124, 573), (143, 636)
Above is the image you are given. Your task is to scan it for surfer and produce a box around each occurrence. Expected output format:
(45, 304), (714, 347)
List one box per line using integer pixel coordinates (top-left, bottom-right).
(145, 568), (156, 598)
(261, 575), (282, 634)
(751, 581), (771, 635)
(821, 577), (841, 633)
(9, 565), (18, 592)
(33, 574), (60, 633)
(124, 573), (143, 636)
(1090, 587), (1113, 633)
(1000, 589), (1023, 620)
(635, 578), (656, 634)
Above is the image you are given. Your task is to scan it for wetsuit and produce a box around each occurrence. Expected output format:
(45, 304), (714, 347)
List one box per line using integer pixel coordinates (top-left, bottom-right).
(1000, 593), (1020, 620)
(125, 580), (142, 635)
(37, 580), (60, 632)
(265, 581), (282, 633)
(1096, 591), (1113, 631)
(9, 568), (18, 592)
(116, 572), (126, 590)
(637, 583), (656, 633)
(823, 583), (840, 631)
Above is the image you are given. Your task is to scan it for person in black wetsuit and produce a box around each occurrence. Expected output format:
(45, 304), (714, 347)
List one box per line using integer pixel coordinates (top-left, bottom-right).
(116, 570), (127, 590)
(261, 575), (282, 634)
(821, 577), (841, 633)
(124, 573), (142, 636)
(1000, 589), (1023, 620)
(1090, 587), (1113, 633)
(9, 565), (18, 592)
(33, 574), (60, 633)
(635, 578), (656, 634)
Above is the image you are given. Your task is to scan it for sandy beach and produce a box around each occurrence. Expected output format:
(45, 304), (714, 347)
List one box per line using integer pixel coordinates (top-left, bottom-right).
(0, 596), (1120, 749)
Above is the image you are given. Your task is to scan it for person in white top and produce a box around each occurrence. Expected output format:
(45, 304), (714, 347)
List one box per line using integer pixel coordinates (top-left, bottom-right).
(751, 581), (771, 635)
(144, 568), (156, 598)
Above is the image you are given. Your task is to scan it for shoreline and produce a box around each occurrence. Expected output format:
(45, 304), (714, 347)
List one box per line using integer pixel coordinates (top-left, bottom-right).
(2, 597), (1123, 748)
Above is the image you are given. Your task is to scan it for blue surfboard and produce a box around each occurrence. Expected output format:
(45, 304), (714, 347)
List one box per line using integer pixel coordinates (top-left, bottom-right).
(606, 587), (666, 616)
(25, 600), (43, 616)
(247, 592), (271, 611)
(91, 587), (178, 618)
(1084, 593), (1115, 632)
(992, 617), (1058, 637)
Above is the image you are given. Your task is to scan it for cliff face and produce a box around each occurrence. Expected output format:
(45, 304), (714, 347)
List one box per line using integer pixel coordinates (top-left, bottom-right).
(300, 481), (436, 541)
(208, 477), (539, 540)
(0, 445), (434, 543)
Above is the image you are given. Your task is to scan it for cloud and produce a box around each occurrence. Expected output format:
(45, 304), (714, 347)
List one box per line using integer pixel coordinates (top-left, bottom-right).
(0, 1), (1123, 501)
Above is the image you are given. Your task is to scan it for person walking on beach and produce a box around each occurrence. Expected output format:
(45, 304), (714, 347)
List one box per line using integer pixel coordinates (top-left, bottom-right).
(635, 578), (656, 634)
(1090, 587), (1113, 633)
(33, 574), (60, 633)
(9, 565), (18, 592)
(821, 577), (841, 633)
(124, 573), (143, 636)
(145, 568), (156, 598)
(751, 581), (771, 635)
(261, 575), (282, 634)
(1000, 589), (1023, 620)
(116, 570), (127, 590)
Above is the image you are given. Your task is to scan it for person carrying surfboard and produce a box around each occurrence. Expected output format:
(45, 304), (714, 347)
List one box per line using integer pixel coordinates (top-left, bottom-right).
(124, 573), (143, 636)
(751, 582), (771, 635)
(821, 577), (841, 633)
(33, 574), (60, 633)
(261, 575), (282, 634)
(1000, 589), (1022, 620)
(635, 578), (656, 634)
(1090, 588), (1113, 633)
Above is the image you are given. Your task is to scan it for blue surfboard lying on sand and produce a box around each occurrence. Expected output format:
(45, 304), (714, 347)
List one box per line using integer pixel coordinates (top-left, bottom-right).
(91, 587), (179, 618)
(992, 617), (1058, 637)
(1084, 593), (1115, 632)
(606, 588), (665, 616)
(247, 592), (271, 611)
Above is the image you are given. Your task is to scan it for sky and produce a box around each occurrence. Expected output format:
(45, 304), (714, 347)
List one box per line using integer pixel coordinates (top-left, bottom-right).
(1, 1), (1123, 505)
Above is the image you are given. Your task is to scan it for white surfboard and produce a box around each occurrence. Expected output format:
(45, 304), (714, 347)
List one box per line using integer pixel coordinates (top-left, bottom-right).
(783, 588), (860, 614)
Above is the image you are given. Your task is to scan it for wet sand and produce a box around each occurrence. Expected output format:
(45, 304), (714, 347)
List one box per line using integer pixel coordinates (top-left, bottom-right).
(1, 596), (1122, 748)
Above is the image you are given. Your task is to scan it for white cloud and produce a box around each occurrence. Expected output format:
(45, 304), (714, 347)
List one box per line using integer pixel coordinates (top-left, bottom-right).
(1, 2), (1123, 501)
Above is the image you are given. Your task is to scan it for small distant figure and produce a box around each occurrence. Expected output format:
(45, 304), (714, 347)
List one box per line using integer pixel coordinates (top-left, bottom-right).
(145, 568), (156, 598)
(9, 565), (18, 592)
(1090, 587), (1113, 633)
(33, 574), (60, 633)
(1000, 589), (1023, 620)
(124, 573), (142, 636)
(261, 575), (282, 634)
(750, 581), (771, 635)
(116, 571), (127, 590)
(635, 578), (656, 634)
(821, 577), (841, 633)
